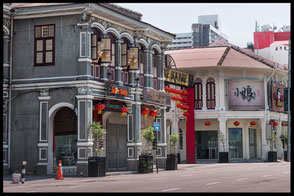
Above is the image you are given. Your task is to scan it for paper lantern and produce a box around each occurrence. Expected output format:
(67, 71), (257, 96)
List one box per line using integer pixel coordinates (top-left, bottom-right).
(95, 103), (105, 114)
(282, 122), (288, 127)
(183, 111), (189, 120)
(204, 121), (211, 128)
(273, 121), (278, 128)
(233, 121), (240, 128)
(121, 106), (128, 116)
(250, 121), (256, 128)
(149, 110), (158, 119)
(141, 108), (150, 117)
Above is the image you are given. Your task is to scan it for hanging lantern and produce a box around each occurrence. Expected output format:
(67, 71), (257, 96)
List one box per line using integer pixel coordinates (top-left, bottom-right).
(250, 121), (256, 128)
(273, 121), (278, 128)
(181, 98), (188, 103)
(149, 110), (158, 119)
(233, 121), (240, 128)
(204, 121), (211, 128)
(141, 108), (150, 118)
(121, 106), (128, 117)
(269, 121), (273, 126)
(95, 102), (105, 114)
(183, 111), (189, 120)
(164, 86), (170, 93)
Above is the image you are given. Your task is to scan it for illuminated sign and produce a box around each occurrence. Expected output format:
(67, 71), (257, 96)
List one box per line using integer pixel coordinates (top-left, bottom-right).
(105, 84), (130, 99)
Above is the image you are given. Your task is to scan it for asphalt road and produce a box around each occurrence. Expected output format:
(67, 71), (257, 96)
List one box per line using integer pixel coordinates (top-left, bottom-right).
(3, 161), (290, 192)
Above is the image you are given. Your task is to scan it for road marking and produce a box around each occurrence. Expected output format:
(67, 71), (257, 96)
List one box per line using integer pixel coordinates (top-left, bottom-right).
(236, 178), (249, 181)
(261, 174), (271, 177)
(161, 188), (180, 192)
(180, 174), (192, 177)
(283, 171), (290, 174)
(206, 182), (220, 186)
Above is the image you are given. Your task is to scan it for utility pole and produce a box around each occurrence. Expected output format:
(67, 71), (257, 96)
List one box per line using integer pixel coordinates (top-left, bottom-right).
(287, 35), (291, 162)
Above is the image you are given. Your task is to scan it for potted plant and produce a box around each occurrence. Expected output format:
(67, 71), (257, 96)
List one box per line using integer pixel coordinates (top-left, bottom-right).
(268, 131), (277, 162)
(166, 133), (179, 170)
(219, 132), (229, 163)
(280, 133), (288, 161)
(88, 121), (106, 177)
(138, 126), (155, 173)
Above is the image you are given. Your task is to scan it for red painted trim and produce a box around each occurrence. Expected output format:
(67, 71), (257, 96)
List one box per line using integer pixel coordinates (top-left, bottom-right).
(186, 87), (195, 163)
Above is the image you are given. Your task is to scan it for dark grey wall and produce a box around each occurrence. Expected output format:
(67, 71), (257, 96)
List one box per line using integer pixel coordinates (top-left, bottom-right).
(12, 14), (81, 80)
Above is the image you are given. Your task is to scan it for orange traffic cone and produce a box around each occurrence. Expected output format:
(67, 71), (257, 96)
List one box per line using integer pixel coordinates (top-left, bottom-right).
(55, 160), (64, 180)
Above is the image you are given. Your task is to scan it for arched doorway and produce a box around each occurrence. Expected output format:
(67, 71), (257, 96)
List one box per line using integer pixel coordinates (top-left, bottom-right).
(53, 107), (77, 174)
(105, 112), (127, 171)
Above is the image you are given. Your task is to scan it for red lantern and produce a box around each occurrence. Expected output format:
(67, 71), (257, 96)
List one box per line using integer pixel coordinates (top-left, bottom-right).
(95, 103), (105, 114)
(141, 108), (150, 118)
(149, 110), (158, 119)
(121, 106), (128, 117)
(269, 121), (273, 125)
(183, 111), (189, 120)
(273, 121), (278, 128)
(233, 121), (240, 127)
(282, 122), (288, 127)
(250, 121), (256, 128)
(204, 121), (211, 128)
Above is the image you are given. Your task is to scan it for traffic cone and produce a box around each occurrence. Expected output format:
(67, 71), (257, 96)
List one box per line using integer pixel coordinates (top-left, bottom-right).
(55, 160), (64, 180)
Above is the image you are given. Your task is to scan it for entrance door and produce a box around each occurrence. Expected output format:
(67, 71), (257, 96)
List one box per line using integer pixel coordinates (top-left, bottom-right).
(228, 128), (243, 158)
(249, 128), (257, 159)
(106, 124), (127, 171)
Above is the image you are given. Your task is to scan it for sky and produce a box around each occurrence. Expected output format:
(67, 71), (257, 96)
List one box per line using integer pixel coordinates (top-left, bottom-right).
(116, 3), (290, 48)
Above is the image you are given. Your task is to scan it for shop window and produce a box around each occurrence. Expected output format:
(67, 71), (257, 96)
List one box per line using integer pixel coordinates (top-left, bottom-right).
(195, 131), (218, 159)
(195, 78), (203, 110)
(206, 78), (215, 109)
(34, 24), (55, 66)
(228, 128), (243, 158)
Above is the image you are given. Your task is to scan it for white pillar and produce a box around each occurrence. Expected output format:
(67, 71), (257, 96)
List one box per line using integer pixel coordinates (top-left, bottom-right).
(218, 70), (225, 111)
(218, 118), (227, 152)
(276, 120), (283, 159)
(260, 118), (267, 161)
(203, 80), (207, 110)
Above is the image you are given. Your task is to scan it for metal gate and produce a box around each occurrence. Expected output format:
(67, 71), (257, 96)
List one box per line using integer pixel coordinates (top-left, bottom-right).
(106, 124), (127, 171)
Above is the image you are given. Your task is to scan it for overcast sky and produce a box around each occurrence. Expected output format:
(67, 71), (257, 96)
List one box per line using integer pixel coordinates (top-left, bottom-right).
(116, 3), (290, 47)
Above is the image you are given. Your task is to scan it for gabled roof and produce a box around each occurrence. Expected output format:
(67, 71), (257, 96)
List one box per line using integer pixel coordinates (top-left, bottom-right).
(165, 38), (288, 71)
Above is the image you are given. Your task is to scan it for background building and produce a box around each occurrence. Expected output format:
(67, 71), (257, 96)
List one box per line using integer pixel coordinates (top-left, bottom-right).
(254, 23), (290, 65)
(167, 14), (228, 50)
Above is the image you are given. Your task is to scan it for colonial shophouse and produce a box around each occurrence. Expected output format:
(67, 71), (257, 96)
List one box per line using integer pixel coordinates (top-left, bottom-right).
(3, 3), (174, 176)
(165, 42), (289, 163)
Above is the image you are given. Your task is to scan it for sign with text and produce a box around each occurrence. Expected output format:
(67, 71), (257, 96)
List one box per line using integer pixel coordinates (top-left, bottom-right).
(104, 100), (123, 112)
(105, 84), (129, 99)
(271, 82), (284, 112)
(164, 68), (193, 87)
(143, 88), (171, 106)
(228, 80), (265, 110)
(154, 122), (160, 131)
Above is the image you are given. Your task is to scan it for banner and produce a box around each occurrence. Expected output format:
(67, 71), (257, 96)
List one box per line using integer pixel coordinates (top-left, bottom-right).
(271, 82), (285, 112)
(228, 80), (265, 110)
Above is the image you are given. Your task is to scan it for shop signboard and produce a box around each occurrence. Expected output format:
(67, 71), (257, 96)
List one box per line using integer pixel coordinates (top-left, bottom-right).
(143, 88), (171, 107)
(271, 82), (285, 112)
(228, 80), (265, 110)
(105, 84), (130, 99)
(164, 68), (194, 87)
(104, 100), (123, 112)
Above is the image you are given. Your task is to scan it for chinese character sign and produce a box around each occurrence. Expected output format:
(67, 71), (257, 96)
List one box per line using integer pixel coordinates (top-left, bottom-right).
(228, 80), (265, 110)
(271, 82), (284, 112)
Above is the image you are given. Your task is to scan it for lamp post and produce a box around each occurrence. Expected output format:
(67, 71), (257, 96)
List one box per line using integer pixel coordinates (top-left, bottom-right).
(287, 36), (291, 162)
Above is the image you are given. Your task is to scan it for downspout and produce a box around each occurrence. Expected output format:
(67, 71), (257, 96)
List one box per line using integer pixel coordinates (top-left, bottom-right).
(8, 11), (14, 170)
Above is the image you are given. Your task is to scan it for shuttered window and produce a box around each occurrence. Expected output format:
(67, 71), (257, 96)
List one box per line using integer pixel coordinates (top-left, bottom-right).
(206, 78), (215, 109)
(195, 78), (203, 110)
(34, 24), (55, 66)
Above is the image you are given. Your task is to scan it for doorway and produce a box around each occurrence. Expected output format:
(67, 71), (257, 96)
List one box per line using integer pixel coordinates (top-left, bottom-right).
(106, 123), (127, 171)
(53, 107), (77, 174)
(249, 128), (257, 159)
(228, 128), (243, 158)
(195, 131), (218, 159)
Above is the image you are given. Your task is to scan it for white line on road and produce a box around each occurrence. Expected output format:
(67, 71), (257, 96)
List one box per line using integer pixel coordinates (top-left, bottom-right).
(236, 178), (249, 181)
(283, 171), (290, 174)
(161, 188), (180, 192)
(206, 182), (220, 186)
(180, 174), (192, 177)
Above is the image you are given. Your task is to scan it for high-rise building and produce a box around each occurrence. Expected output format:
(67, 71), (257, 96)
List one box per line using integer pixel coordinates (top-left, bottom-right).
(167, 15), (228, 50)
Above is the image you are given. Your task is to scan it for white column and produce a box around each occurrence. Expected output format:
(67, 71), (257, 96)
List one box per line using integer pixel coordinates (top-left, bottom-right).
(218, 118), (227, 152)
(218, 70), (225, 111)
(203, 80), (207, 110)
(276, 120), (283, 159)
(260, 118), (267, 161)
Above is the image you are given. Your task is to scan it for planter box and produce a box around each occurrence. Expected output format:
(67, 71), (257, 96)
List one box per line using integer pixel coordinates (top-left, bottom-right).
(166, 154), (178, 170)
(88, 157), (106, 177)
(284, 151), (287, 161)
(268, 151), (277, 162)
(138, 155), (153, 173)
(219, 152), (229, 163)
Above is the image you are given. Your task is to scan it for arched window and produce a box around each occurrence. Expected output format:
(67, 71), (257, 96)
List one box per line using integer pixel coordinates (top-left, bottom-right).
(152, 49), (159, 89)
(121, 37), (130, 84)
(107, 33), (116, 82)
(206, 78), (215, 109)
(195, 78), (203, 110)
(91, 28), (102, 80)
(139, 44), (145, 87)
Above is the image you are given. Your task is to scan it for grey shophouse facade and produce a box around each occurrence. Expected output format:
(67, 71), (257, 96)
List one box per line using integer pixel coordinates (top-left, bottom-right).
(2, 3), (174, 176)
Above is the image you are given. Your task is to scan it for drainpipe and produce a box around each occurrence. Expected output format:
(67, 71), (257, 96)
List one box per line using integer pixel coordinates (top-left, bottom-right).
(8, 10), (14, 170)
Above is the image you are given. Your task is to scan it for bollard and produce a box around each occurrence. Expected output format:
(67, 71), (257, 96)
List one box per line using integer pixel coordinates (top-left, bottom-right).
(21, 161), (26, 184)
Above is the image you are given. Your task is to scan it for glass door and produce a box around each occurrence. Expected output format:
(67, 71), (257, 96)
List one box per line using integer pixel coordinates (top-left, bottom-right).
(228, 128), (243, 158)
